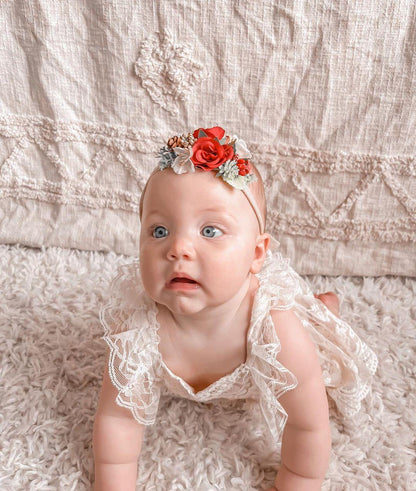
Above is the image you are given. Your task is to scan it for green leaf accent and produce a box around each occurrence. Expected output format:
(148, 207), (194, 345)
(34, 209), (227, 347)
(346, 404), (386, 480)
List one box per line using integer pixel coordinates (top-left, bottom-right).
(158, 146), (176, 169)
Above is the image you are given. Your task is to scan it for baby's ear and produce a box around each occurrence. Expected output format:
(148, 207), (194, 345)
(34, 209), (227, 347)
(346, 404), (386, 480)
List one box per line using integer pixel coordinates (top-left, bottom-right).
(250, 233), (270, 274)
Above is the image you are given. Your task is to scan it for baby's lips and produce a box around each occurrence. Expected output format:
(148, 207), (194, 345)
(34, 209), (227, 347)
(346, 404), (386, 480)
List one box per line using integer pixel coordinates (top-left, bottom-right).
(171, 277), (197, 284)
(165, 272), (201, 291)
(167, 272), (199, 284)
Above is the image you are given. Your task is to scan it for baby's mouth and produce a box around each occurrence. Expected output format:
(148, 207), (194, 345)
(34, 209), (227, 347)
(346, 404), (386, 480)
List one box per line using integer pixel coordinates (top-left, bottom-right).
(167, 274), (200, 289)
(171, 277), (197, 284)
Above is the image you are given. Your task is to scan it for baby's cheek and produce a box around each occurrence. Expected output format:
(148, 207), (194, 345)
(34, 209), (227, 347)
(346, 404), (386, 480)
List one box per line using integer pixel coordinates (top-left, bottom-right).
(140, 262), (157, 291)
(209, 262), (247, 287)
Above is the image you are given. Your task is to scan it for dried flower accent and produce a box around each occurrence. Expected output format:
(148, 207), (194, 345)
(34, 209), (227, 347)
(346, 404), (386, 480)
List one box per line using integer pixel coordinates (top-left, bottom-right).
(157, 126), (257, 190)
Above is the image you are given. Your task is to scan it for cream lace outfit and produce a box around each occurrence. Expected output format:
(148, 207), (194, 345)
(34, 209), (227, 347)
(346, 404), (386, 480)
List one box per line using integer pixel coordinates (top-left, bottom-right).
(100, 237), (378, 443)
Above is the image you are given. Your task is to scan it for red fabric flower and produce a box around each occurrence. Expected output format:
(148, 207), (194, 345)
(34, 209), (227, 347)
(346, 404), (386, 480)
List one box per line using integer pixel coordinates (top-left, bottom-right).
(236, 159), (251, 176)
(192, 126), (225, 140)
(191, 137), (234, 170)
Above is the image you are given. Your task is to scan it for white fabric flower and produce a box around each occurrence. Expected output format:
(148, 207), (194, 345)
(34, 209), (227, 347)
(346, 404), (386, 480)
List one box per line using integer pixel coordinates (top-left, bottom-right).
(217, 160), (257, 190)
(172, 146), (195, 174)
(222, 173), (256, 190)
(232, 136), (252, 159)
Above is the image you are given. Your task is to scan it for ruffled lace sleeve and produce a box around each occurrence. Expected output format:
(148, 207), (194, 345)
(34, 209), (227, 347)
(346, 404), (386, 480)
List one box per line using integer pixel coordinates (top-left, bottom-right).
(99, 260), (161, 425)
(243, 237), (301, 442)
(253, 236), (378, 424)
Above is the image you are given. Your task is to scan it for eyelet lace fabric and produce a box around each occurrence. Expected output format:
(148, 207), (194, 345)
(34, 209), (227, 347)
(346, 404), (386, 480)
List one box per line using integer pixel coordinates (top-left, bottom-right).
(100, 236), (378, 442)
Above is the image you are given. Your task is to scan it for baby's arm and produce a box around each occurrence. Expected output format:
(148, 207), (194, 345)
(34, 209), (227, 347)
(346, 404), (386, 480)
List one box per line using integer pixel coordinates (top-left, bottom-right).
(93, 352), (145, 491)
(270, 309), (331, 491)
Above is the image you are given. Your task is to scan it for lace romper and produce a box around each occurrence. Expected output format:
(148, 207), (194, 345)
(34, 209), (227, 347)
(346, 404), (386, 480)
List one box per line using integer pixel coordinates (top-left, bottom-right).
(100, 237), (378, 443)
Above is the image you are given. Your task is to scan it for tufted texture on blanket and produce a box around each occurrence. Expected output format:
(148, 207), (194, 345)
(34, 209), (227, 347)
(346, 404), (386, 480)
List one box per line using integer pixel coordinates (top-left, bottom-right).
(1, 244), (415, 490)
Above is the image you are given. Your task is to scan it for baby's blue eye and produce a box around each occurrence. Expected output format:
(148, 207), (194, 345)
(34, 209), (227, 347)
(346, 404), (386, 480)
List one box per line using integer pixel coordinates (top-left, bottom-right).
(153, 226), (169, 238)
(201, 226), (223, 238)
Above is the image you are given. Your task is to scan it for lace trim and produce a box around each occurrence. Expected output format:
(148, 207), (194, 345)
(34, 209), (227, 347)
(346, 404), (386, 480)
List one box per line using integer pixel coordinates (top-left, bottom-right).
(146, 252), (301, 405)
(99, 237), (378, 435)
(253, 237), (378, 421)
(300, 307), (379, 416)
(263, 255), (378, 417)
(150, 301), (254, 400)
(248, 307), (299, 442)
(98, 242), (302, 437)
(100, 262), (161, 424)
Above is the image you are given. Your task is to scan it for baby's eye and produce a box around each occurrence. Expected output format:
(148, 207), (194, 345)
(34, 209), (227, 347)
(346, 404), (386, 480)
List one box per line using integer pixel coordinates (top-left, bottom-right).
(201, 226), (223, 238)
(152, 226), (169, 238)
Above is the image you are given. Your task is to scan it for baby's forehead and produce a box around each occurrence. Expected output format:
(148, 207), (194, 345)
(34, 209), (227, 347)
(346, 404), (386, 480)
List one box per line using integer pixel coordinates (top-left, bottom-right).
(141, 168), (261, 231)
(146, 168), (238, 199)
(145, 171), (245, 209)
(147, 180), (243, 210)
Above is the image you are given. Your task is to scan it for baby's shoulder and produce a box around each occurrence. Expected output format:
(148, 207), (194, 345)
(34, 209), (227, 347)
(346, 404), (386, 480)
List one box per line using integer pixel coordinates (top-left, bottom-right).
(270, 308), (322, 382)
(269, 307), (303, 346)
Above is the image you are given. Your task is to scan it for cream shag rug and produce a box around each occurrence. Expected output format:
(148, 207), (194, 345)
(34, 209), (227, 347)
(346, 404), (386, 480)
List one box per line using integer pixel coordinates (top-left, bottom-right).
(0, 244), (415, 491)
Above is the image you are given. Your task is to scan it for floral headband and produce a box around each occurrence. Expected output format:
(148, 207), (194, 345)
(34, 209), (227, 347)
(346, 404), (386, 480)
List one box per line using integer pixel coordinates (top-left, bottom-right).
(156, 126), (265, 233)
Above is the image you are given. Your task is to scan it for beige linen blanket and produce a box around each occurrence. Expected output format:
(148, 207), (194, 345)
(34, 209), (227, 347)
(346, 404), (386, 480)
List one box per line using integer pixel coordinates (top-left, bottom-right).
(0, 1), (414, 275)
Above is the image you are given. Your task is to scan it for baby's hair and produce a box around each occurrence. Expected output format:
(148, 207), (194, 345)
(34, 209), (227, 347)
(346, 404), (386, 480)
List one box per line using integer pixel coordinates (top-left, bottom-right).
(139, 163), (267, 232)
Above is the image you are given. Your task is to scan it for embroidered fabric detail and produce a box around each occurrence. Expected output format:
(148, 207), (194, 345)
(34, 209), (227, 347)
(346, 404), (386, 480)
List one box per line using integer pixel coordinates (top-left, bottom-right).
(99, 236), (377, 442)
(257, 143), (416, 243)
(0, 114), (156, 212)
(134, 29), (210, 116)
(0, 114), (414, 246)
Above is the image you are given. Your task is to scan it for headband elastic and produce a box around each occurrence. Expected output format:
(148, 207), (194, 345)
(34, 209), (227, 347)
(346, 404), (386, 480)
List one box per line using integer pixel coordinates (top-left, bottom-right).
(241, 187), (265, 234)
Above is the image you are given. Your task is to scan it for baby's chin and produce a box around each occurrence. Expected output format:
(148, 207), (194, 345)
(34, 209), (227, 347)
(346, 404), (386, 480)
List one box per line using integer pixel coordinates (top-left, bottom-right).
(158, 297), (207, 317)
(142, 286), (205, 316)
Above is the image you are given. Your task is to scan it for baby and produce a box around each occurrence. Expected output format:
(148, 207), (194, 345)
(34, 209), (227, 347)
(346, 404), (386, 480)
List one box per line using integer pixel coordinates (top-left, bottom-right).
(92, 126), (377, 491)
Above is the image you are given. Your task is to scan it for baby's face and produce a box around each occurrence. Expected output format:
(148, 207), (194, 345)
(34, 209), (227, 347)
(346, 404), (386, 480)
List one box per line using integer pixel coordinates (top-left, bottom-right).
(139, 169), (264, 316)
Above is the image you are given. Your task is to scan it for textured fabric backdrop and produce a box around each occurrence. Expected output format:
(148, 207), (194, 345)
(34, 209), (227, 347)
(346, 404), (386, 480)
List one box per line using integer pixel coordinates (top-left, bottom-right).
(0, 1), (415, 275)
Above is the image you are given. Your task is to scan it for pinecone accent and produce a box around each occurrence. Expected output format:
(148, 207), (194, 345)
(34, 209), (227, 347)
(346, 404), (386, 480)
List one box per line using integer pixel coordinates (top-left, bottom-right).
(167, 133), (194, 149)
(167, 135), (182, 148)
(183, 133), (195, 147)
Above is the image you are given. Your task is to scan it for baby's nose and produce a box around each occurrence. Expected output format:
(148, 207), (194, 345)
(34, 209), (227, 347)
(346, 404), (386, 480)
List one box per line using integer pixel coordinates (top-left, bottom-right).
(166, 234), (195, 260)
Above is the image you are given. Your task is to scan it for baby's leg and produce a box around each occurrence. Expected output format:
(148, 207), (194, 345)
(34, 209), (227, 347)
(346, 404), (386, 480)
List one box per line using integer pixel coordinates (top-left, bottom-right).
(313, 292), (340, 317)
